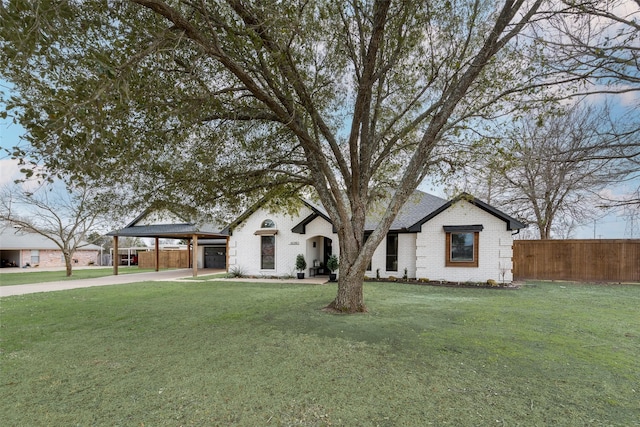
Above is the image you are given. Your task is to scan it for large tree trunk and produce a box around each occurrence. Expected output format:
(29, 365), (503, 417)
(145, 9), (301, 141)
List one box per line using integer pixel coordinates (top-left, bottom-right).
(325, 265), (367, 313)
(325, 217), (369, 313)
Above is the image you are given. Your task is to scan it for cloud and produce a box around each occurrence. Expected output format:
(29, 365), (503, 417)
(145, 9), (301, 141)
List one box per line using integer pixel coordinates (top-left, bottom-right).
(599, 185), (640, 201)
(0, 158), (20, 186)
(585, 85), (640, 108)
(616, 89), (640, 107)
(0, 158), (47, 193)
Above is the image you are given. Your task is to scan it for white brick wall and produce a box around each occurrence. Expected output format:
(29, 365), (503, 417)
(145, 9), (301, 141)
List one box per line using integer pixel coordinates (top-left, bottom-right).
(415, 200), (514, 283)
(366, 233), (416, 279)
(230, 200), (515, 282)
(228, 206), (337, 276)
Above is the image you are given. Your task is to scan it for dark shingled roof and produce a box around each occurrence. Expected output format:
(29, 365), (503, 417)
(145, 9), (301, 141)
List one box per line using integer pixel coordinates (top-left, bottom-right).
(107, 205), (228, 239)
(292, 190), (525, 234)
(406, 193), (527, 232)
(107, 223), (227, 239)
(112, 190), (526, 239)
(365, 191), (449, 231)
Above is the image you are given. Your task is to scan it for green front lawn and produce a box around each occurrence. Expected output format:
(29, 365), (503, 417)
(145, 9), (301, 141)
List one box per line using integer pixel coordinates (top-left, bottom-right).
(0, 266), (155, 286)
(1, 281), (638, 426)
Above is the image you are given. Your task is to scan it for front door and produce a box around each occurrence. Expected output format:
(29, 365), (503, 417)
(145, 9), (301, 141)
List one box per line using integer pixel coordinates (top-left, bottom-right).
(204, 247), (226, 269)
(323, 237), (333, 272)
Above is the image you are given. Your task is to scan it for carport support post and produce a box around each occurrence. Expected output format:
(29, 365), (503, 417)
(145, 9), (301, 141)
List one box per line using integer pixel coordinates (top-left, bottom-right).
(192, 234), (198, 277)
(113, 236), (119, 276)
(226, 236), (230, 274)
(187, 238), (192, 268)
(155, 237), (159, 272)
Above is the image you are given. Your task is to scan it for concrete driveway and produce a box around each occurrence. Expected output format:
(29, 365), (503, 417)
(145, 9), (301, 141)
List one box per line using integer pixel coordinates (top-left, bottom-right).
(0, 268), (330, 297)
(0, 269), (215, 297)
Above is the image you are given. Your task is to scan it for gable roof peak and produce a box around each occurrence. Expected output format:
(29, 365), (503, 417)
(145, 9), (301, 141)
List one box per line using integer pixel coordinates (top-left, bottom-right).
(410, 192), (527, 232)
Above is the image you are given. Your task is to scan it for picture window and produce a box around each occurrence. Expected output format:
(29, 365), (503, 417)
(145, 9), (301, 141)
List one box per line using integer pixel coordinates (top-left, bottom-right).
(445, 229), (479, 268)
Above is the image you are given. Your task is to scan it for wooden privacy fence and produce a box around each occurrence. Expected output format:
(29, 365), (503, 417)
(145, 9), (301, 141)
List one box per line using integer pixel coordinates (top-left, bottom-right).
(513, 239), (640, 283)
(138, 250), (189, 269)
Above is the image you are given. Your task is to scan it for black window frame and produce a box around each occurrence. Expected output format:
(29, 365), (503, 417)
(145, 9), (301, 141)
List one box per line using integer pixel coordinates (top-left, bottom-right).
(386, 233), (398, 272)
(260, 235), (275, 270)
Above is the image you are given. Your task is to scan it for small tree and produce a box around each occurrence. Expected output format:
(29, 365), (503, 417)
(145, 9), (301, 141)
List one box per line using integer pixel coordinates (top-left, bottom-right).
(326, 254), (339, 282)
(326, 255), (339, 273)
(295, 254), (307, 278)
(0, 182), (106, 276)
(87, 231), (111, 251)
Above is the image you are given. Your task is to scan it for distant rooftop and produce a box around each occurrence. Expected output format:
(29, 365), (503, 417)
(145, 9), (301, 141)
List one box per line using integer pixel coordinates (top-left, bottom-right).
(0, 227), (102, 250)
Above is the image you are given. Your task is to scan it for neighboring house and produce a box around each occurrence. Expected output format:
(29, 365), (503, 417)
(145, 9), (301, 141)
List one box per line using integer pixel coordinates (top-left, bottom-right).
(227, 191), (526, 282)
(0, 227), (102, 268)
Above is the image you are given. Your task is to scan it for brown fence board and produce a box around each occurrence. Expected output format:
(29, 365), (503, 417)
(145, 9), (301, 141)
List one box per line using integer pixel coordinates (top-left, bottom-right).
(513, 240), (640, 282)
(138, 251), (189, 269)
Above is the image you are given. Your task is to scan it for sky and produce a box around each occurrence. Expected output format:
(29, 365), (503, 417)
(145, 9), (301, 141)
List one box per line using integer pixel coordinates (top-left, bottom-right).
(0, 116), (24, 186)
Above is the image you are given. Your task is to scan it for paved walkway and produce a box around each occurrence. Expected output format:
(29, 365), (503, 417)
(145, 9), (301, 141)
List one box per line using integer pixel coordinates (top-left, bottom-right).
(0, 268), (330, 297)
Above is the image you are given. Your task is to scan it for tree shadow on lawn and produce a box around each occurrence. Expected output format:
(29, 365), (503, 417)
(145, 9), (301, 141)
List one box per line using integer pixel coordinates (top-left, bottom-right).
(268, 280), (521, 351)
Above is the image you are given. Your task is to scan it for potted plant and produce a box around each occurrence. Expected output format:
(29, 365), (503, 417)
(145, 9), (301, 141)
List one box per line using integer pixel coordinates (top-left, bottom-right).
(295, 254), (307, 279)
(326, 254), (339, 282)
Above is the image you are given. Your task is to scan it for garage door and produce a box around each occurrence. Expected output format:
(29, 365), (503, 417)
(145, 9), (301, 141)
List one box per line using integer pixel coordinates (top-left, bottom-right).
(204, 246), (226, 269)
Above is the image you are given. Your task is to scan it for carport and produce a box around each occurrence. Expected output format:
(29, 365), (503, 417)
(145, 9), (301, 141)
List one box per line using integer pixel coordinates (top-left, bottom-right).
(106, 223), (228, 278)
(1, 249), (20, 268)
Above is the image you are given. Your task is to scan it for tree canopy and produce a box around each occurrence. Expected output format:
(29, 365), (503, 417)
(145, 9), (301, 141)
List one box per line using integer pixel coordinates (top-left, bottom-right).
(1, 0), (637, 311)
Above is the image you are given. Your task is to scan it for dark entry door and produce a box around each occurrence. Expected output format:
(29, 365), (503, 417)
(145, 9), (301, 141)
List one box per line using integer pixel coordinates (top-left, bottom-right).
(204, 247), (226, 269)
(323, 237), (333, 267)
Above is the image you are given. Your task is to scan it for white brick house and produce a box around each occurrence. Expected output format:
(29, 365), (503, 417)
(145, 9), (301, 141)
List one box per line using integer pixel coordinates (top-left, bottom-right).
(227, 191), (525, 283)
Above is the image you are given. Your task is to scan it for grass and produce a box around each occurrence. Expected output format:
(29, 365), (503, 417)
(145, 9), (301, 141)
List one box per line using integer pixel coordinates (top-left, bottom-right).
(0, 266), (155, 286)
(1, 280), (638, 426)
(184, 272), (232, 280)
